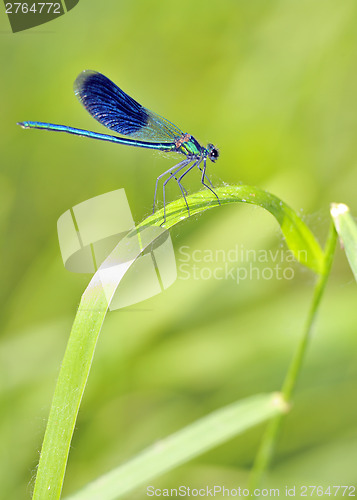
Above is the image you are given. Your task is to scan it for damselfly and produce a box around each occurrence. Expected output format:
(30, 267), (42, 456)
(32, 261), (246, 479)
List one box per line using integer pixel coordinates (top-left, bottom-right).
(18, 70), (220, 220)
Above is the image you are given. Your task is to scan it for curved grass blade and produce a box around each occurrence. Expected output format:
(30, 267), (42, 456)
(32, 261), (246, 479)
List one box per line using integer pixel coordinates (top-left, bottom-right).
(31, 226), (168, 500)
(31, 185), (324, 500)
(331, 203), (357, 281)
(145, 185), (325, 274)
(65, 393), (286, 500)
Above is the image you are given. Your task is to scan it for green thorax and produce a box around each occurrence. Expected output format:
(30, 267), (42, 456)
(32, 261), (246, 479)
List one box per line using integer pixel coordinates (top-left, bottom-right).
(175, 133), (204, 157)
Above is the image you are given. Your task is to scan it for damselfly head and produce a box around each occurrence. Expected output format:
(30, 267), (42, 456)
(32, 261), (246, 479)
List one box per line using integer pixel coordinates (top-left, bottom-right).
(207, 143), (219, 162)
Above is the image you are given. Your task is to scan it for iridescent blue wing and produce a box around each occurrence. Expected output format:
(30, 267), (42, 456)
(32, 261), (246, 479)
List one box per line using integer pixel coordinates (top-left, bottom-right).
(74, 71), (183, 142)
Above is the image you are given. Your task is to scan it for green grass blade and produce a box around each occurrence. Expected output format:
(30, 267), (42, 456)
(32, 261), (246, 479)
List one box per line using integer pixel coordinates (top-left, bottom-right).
(31, 185), (323, 499)
(249, 220), (337, 490)
(144, 185), (325, 274)
(32, 228), (166, 500)
(331, 203), (357, 280)
(31, 289), (109, 499)
(65, 393), (286, 500)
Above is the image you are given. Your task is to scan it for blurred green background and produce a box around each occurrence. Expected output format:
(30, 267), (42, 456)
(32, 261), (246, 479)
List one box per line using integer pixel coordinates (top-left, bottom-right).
(1, 1), (357, 498)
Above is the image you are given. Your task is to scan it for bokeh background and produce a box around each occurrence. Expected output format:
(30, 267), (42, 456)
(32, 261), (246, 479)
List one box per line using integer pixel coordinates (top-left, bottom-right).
(1, 1), (357, 498)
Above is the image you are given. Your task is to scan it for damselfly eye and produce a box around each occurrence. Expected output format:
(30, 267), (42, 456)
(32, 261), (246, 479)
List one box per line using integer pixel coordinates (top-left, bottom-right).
(208, 144), (219, 162)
